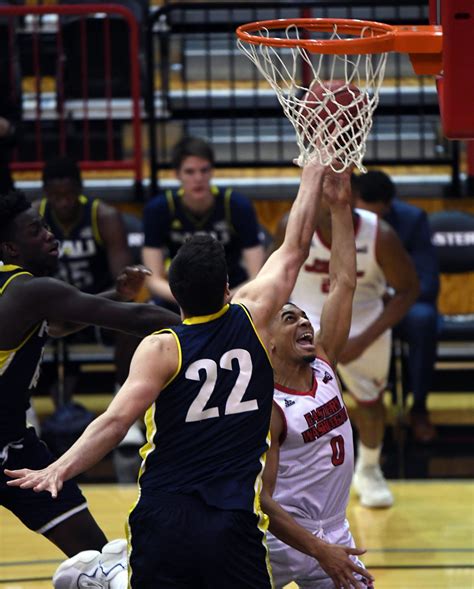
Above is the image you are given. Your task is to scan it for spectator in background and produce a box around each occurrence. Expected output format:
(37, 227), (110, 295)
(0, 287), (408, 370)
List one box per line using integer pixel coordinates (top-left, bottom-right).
(33, 157), (145, 453)
(142, 136), (265, 311)
(353, 170), (439, 443)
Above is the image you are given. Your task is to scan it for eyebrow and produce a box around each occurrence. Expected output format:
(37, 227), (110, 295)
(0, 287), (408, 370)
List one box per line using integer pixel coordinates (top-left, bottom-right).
(281, 310), (296, 320)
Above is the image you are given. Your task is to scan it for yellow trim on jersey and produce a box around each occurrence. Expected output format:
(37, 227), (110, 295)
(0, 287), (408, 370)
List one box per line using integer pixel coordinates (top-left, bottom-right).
(0, 264), (25, 273)
(0, 323), (41, 374)
(0, 268), (32, 294)
(236, 303), (273, 367)
(137, 328), (182, 475)
(91, 198), (103, 246)
(150, 328), (183, 389)
(165, 189), (176, 216)
(182, 303), (229, 325)
(253, 428), (274, 588)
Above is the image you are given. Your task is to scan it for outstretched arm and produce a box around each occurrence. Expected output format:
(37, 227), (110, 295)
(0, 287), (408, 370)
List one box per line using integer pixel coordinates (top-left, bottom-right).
(22, 276), (180, 338)
(261, 407), (374, 589)
(234, 162), (326, 334)
(5, 333), (178, 497)
(316, 171), (357, 366)
(48, 265), (154, 337)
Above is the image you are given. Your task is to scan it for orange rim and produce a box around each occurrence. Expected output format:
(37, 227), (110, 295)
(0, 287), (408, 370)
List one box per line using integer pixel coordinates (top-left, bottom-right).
(236, 18), (442, 56)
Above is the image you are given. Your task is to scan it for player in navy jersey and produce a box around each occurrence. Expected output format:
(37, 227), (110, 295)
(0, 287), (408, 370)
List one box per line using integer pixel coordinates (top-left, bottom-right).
(0, 190), (179, 559)
(262, 172), (374, 589)
(7, 160), (330, 589)
(142, 136), (265, 310)
(33, 156), (139, 392)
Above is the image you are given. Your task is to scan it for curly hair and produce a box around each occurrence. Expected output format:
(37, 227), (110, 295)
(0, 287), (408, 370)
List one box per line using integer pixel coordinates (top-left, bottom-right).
(169, 234), (228, 316)
(0, 190), (31, 242)
(42, 156), (82, 188)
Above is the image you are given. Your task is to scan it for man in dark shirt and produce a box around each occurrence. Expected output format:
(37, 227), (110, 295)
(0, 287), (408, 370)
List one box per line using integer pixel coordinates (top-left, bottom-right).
(142, 136), (265, 310)
(353, 170), (439, 442)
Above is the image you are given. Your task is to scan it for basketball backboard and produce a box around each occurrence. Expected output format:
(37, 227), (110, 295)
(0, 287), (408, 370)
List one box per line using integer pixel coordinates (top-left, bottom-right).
(430, 0), (474, 139)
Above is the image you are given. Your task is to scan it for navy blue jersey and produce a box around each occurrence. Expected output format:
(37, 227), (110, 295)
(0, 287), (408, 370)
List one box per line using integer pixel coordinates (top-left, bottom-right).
(138, 303), (274, 512)
(39, 195), (112, 293)
(143, 186), (262, 289)
(0, 266), (48, 446)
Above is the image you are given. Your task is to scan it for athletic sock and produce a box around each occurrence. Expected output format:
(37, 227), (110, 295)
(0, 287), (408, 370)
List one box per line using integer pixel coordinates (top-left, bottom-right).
(357, 441), (382, 469)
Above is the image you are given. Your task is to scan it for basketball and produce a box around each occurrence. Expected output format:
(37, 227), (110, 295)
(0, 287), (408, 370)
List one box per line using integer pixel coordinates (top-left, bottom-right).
(300, 80), (367, 136)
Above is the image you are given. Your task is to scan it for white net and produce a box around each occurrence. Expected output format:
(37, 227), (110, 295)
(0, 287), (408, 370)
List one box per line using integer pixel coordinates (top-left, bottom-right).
(237, 23), (388, 172)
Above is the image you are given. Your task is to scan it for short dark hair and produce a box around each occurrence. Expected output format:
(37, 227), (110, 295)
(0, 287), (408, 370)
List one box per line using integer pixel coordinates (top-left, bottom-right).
(42, 156), (82, 188)
(0, 190), (31, 242)
(168, 234), (228, 316)
(351, 170), (396, 205)
(171, 136), (215, 170)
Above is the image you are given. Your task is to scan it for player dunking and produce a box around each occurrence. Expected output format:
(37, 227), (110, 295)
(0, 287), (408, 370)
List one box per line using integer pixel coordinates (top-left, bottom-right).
(263, 171), (374, 589)
(0, 190), (179, 558)
(273, 183), (419, 508)
(4, 162), (364, 589)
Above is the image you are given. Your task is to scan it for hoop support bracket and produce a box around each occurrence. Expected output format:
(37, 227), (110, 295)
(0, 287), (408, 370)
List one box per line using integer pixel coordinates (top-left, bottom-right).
(392, 25), (443, 75)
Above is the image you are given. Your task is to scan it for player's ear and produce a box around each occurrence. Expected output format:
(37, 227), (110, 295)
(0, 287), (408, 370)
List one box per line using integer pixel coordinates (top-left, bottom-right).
(224, 281), (230, 302)
(1, 240), (18, 259)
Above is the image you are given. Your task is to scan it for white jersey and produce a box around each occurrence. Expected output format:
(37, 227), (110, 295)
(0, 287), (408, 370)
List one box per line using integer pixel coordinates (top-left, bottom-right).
(291, 208), (386, 336)
(272, 358), (354, 523)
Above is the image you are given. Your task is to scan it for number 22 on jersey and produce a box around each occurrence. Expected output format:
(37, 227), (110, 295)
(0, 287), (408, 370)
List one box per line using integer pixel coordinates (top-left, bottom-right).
(185, 348), (258, 422)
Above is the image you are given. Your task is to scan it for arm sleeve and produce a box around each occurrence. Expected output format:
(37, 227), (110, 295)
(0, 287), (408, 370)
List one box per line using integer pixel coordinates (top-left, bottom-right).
(228, 191), (263, 249)
(143, 196), (171, 249)
(408, 212), (440, 304)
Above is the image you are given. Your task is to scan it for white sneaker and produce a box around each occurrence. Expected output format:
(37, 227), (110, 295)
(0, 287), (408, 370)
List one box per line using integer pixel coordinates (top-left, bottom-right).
(101, 538), (128, 576)
(353, 465), (394, 508)
(53, 541), (127, 589)
(53, 550), (104, 588)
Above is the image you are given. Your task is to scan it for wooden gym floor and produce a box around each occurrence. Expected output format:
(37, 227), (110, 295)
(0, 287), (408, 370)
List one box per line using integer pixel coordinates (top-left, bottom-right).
(0, 482), (473, 588)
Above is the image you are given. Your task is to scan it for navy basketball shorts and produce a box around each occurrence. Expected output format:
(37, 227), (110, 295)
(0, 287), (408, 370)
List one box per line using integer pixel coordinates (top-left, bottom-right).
(0, 427), (87, 533)
(128, 491), (273, 589)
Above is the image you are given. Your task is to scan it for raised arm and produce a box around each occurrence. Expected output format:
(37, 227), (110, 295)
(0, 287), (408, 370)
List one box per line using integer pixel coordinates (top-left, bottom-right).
(315, 171), (357, 366)
(261, 407), (374, 588)
(234, 163), (326, 334)
(339, 221), (420, 364)
(5, 333), (178, 497)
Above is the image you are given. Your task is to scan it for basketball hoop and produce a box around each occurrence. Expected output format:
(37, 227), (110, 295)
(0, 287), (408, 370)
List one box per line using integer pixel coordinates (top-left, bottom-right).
(236, 19), (442, 172)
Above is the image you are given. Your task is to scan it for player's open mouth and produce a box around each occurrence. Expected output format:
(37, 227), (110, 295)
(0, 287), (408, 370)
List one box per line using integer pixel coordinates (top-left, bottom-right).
(296, 332), (314, 349)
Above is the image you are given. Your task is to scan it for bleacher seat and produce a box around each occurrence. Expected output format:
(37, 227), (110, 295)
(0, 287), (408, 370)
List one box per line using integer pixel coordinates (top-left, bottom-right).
(429, 210), (474, 389)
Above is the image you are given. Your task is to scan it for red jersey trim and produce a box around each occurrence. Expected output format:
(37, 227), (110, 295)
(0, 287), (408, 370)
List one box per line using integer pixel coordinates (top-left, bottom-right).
(315, 355), (336, 373)
(274, 374), (318, 398)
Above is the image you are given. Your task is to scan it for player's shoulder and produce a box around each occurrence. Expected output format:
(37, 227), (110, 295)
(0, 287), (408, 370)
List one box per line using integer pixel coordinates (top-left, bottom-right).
(144, 329), (177, 349)
(96, 198), (121, 220)
(311, 356), (336, 379)
(391, 198), (426, 221)
(3, 274), (62, 311)
(146, 191), (170, 208)
(227, 188), (253, 208)
(355, 207), (377, 225)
